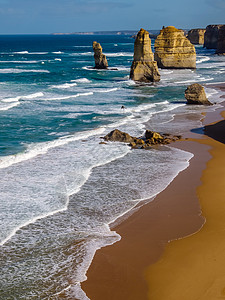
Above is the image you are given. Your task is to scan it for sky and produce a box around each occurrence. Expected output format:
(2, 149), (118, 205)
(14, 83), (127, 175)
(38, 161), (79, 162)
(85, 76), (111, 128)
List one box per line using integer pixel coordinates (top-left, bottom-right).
(0, 0), (224, 34)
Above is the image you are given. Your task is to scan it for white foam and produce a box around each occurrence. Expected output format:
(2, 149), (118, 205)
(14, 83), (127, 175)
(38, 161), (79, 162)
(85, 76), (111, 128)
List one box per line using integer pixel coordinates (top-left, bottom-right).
(54, 58), (62, 61)
(196, 56), (210, 64)
(47, 92), (93, 100)
(72, 78), (91, 83)
(0, 127), (106, 170)
(104, 52), (133, 57)
(14, 51), (29, 54)
(1, 92), (44, 103)
(70, 52), (92, 56)
(95, 88), (118, 93)
(0, 68), (50, 73)
(0, 101), (20, 111)
(0, 60), (40, 64)
(52, 51), (64, 54)
(51, 82), (77, 89)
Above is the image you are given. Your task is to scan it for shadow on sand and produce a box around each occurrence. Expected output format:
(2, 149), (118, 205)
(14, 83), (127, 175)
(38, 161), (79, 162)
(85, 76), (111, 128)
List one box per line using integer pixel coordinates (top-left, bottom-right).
(192, 120), (225, 145)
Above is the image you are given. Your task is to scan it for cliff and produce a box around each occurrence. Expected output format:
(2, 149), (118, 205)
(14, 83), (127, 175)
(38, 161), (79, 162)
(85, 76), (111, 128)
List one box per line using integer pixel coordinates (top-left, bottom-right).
(204, 25), (224, 49)
(92, 41), (108, 69)
(130, 28), (160, 82)
(216, 25), (225, 55)
(187, 29), (206, 45)
(154, 26), (196, 69)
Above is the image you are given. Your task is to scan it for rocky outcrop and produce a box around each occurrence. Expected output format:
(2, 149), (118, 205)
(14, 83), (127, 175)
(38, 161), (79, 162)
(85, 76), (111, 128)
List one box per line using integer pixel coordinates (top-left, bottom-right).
(103, 129), (181, 149)
(216, 25), (225, 55)
(130, 28), (160, 82)
(187, 29), (206, 45)
(185, 83), (212, 105)
(154, 26), (196, 69)
(92, 41), (108, 69)
(204, 25), (224, 49)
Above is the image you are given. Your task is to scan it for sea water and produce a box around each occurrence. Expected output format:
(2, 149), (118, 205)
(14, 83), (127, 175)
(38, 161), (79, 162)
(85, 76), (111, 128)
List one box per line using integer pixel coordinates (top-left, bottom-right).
(0, 35), (225, 299)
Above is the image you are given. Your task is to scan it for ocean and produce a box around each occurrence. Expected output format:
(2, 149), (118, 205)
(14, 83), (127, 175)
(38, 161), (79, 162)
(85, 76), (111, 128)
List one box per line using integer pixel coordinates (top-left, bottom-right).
(0, 34), (225, 299)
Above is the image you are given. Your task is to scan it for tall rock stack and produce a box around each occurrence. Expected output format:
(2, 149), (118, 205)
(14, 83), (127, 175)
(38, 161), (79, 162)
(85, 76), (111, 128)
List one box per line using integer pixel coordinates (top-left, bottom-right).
(204, 25), (223, 49)
(187, 29), (206, 45)
(92, 41), (108, 69)
(216, 25), (225, 55)
(154, 26), (196, 69)
(130, 28), (160, 82)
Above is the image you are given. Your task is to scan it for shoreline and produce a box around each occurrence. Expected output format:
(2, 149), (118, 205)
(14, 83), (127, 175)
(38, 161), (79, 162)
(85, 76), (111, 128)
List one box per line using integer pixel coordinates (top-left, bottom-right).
(82, 85), (225, 299)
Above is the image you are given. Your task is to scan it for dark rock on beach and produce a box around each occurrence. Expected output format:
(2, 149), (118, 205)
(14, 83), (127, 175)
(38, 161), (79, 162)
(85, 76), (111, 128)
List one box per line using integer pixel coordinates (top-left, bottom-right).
(185, 83), (212, 105)
(103, 129), (181, 149)
(93, 41), (108, 69)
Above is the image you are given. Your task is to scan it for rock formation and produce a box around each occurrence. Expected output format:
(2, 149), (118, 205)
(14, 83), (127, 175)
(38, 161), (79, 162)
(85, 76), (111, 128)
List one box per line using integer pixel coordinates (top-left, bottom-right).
(92, 41), (108, 69)
(187, 29), (206, 45)
(130, 28), (160, 82)
(216, 25), (225, 55)
(204, 25), (224, 49)
(103, 129), (181, 149)
(154, 26), (196, 69)
(185, 83), (212, 105)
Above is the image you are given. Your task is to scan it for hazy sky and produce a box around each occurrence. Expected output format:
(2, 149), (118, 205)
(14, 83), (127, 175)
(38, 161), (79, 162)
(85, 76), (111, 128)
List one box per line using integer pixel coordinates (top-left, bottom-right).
(0, 0), (224, 34)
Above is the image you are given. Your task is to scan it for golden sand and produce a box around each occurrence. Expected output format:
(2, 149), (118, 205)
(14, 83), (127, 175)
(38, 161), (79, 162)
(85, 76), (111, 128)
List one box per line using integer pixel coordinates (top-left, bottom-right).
(146, 112), (225, 300)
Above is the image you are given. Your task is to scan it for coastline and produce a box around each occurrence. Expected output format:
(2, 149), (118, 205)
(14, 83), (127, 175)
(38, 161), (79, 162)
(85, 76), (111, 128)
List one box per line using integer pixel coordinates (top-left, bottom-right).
(82, 86), (225, 299)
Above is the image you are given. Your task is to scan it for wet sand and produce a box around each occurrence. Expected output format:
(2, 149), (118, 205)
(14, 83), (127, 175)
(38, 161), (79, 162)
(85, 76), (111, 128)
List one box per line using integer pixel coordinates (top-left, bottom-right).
(146, 111), (225, 300)
(82, 86), (225, 299)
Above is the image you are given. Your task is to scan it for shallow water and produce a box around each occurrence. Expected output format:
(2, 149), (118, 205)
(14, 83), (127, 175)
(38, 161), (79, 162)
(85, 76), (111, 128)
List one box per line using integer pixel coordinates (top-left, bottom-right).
(0, 34), (225, 299)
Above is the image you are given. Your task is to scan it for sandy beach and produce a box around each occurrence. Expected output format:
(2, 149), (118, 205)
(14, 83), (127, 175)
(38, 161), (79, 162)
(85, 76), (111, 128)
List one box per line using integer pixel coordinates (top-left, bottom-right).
(82, 86), (225, 299)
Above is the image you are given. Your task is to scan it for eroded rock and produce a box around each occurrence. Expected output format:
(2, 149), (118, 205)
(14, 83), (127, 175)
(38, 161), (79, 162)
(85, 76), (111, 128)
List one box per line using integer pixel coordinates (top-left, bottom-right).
(216, 25), (225, 55)
(130, 28), (160, 82)
(204, 25), (224, 49)
(154, 26), (196, 69)
(93, 41), (108, 69)
(185, 83), (212, 105)
(187, 29), (206, 45)
(103, 129), (181, 149)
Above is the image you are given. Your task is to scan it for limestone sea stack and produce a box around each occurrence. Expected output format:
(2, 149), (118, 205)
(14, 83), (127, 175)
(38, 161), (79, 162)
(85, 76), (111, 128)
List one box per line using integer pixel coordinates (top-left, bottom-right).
(216, 25), (225, 55)
(92, 41), (108, 69)
(204, 25), (224, 49)
(187, 29), (206, 45)
(154, 26), (196, 69)
(185, 83), (212, 105)
(130, 28), (160, 82)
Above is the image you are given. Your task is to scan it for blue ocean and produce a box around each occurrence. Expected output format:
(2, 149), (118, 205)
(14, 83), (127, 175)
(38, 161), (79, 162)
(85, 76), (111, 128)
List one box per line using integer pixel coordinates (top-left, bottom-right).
(0, 34), (225, 299)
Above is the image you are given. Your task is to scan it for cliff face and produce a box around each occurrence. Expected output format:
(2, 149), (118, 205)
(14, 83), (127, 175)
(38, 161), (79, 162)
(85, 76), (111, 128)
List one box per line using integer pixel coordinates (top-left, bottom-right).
(216, 25), (225, 55)
(187, 29), (206, 45)
(92, 41), (108, 69)
(204, 25), (224, 49)
(154, 26), (196, 69)
(130, 28), (160, 82)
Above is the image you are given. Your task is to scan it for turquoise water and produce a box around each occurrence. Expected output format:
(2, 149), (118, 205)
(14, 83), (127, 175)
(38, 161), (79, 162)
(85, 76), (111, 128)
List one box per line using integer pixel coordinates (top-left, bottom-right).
(0, 35), (225, 299)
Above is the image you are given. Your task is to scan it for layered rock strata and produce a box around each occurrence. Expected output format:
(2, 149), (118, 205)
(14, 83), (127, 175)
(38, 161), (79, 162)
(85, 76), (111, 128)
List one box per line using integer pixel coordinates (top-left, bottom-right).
(204, 25), (224, 49)
(187, 29), (206, 45)
(103, 129), (181, 149)
(130, 28), (160, 82)
(92, 41), (108, 69)
(154, 26), (196, 69)
(185, 83), (212, 105)
(216, 25), (225, 55)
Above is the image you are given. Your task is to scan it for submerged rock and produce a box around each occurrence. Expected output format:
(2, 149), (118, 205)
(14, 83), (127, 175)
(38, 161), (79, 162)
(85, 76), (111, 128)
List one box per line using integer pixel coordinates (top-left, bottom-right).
(204, 25), (224, 49)
(154, 26), (196, 69)
(130, 28), (160, 82)
(187, 29), (206, 45)
(103, 129), (181, 149)
(185, 83), (212, 105)
(216, 25), (225, 55)
(92, 41), (108, 69)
